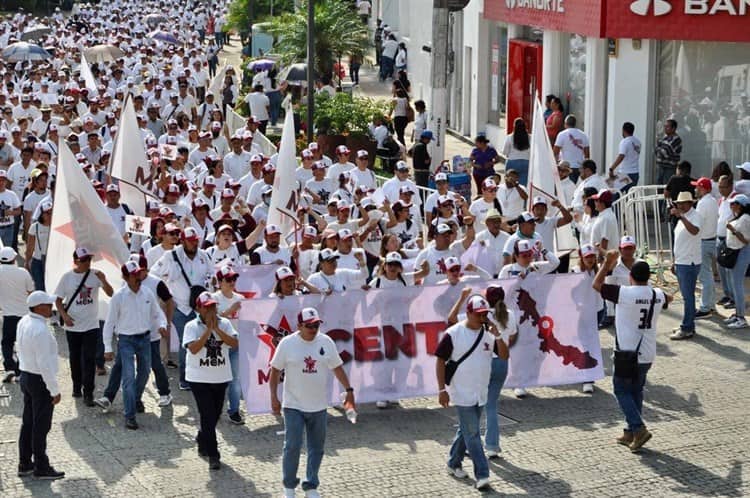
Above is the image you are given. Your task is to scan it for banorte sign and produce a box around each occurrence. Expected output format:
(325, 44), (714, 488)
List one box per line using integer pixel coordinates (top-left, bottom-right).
(608, 0), (750, 42)
(483, 0), (604, 37)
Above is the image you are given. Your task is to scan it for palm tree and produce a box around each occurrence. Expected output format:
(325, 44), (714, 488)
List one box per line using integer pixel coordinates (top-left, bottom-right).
(264, 0), (370, 78)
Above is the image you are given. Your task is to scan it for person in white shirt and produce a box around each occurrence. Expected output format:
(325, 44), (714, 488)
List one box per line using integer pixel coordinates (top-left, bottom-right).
(435, 294), (504, 490)
(54, 247), (114, 405)
(244, 84), (271, 134)
(723, 195), (750, 329)
(269, 307), (354, 497)
(223, 135), (252, 180)
(0, 246), (35, 382)
(608, 122), (641, 192)
(691, 177), (719, 319)
(669, 191), (703, 340)
(307, 248), (368, 293)
(571, 160), (608, 213)
(184, 291), (239, 470)
(0, 169), (22, 248)
(17, 291), (65, 480)
(328, 145), (355, 182)
(715, 175), (735, 307)
(102, 261), (167, 429)
(251, 224), (293, 265)
(593, 252), (672, 452)
(553, 115), (590, 183)
(349, 150), (377, 191)
(590, 189), (620, 254)
(497, 169), (528, 220)
(469, 179), (502, 226)
(557, 162), (577, 208)
(499, 239), (560, 278)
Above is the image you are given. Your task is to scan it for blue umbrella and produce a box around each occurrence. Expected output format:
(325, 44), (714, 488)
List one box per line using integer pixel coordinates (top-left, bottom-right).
(247, 58), (276, 72)
(148, 30), (180, 45)
(1, 41), (52, 62)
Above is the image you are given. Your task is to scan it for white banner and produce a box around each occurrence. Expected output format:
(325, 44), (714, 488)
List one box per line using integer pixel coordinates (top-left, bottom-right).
(238, 273), (604, 414)
(110, 97), (153, 196)
(227, 107), (278, 158)
(267, 109), (298, 238)
(236, 263), (281, 298)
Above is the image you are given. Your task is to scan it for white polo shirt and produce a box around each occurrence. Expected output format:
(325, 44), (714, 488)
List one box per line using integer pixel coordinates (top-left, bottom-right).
(673, 208), (703, 265)
(696, 194), (718, 240)
(435, 322), (495, 407)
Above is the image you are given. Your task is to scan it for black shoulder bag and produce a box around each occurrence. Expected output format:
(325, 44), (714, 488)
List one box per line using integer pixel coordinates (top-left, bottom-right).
(59, 269), (90, 326)
(612, 289), (655, 381)
(171, 250), (206, 308)
(444, 328), (485, 386)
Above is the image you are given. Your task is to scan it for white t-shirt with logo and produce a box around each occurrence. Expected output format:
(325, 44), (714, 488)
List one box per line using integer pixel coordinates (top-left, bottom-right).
(270, 331), (343, 412)
(183, 316), (238, 383)
(54, 270), (103, 332)
(617, 135), (642, 175)
(0, 189), (21, 227)
(554, 128), (590, 169)
(414, 245), (456, 285)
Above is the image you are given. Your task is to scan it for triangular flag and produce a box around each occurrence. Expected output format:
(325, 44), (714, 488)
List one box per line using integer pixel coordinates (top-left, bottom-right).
(267, 109), (298, 240)
(110, 97), (154, 197)
(80, 52), (98, 92)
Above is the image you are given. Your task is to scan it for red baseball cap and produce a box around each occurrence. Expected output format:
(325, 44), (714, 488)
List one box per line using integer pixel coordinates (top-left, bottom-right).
(691, 177), (712, 192)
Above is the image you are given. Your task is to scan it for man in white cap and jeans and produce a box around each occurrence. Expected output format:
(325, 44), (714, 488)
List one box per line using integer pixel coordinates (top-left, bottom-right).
(435, 295), (503, 490)
(270, 307), (355, 498)
(17, 291), (64, 480)
(0, 246), (35, 382)
(669, 191), (703, 340)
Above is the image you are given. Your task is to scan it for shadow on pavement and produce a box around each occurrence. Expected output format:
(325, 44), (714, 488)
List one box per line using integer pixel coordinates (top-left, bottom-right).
(489, 457), (574, 497)
(637, 450), (743, 497)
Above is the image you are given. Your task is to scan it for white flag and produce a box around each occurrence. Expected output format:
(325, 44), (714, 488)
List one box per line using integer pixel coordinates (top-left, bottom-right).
(528, 97), (577, 251)
(110, 97), (154, 196)
(267, 110), (298, 239)
(227, 107), (278, 157)
(80, 53), (98, 93)
(47, 142), (130, 314)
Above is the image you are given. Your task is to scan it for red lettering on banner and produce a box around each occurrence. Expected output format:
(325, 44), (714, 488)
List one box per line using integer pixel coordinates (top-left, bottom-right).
(415, 321), (446, 355)
(134, 165), (155, 190)
(383, 324), (417, 359)
(257, 368), (271, 385)
(327, 329), (353, 364)
(354, 326), (383, 362)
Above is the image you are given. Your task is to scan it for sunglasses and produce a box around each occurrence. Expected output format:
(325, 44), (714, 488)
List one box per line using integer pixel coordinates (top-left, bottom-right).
(166, 230), (181, 236)
(448, 267), (461, 273)
(303, 322), (320, 329)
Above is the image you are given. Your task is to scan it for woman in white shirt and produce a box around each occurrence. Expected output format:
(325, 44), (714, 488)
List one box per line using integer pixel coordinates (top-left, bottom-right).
(570, 244), (601, 394)
(723, 194), (750, 329)
(270, 266), (321, 297)
(498, 239), (560, 279)
(368, 251), (428, 288)
(502, 118), (531, 186)
(211, 267), (244, 425)
(412, 100), (427, 143)
(24, 200), (51, 290)
(390, 88), (410, 145)
(384, 200), (422, 250)
(307, 248), (368, 293)
(183, 291), (239, 470)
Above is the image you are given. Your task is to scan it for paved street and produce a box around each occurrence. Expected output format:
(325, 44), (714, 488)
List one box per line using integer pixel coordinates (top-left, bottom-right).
(0, 297), (748, 497)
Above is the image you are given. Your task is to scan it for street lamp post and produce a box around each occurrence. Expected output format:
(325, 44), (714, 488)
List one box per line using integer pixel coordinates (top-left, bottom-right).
(307, 0), (315, 143)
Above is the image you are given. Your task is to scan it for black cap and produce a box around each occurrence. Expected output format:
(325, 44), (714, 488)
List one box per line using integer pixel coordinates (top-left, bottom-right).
(630, 261), (651, 283)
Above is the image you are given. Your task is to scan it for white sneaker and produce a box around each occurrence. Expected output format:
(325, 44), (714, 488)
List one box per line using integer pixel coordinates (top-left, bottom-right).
(375, 400), (388, 409)
(582, 382), (594, 394)
(514, 388), (527, 398)
(723, 315), (739, 324)
(158, 394), (173, 407)
(486, 449), (501, 458)
(94, 397), (112, 413)
(447, 466), (468, 479)
(304, 490), (321, 498)
(283, 487), (296, 498)
(727, 317), (748, 329)
(475, 477), (491, 489)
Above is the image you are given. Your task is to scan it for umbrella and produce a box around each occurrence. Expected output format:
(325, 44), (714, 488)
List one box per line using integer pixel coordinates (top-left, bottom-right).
(84, 44), (125, 63)
(247, 58), (276, 72)
(149, 30), (180, 45)
(278, 63), (316, 85)
(1, 42), (52, 62)
(20, 26), (52, 42)
(144, 13), (168, 28)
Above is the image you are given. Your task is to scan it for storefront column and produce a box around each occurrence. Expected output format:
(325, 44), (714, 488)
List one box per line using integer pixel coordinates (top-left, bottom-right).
(583, 37), (608, 170)
(541, 30), (565, 100)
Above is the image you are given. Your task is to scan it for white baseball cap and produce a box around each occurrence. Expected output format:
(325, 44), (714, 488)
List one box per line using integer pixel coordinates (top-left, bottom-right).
(0, 246), (17, 262)
(275, 266), (295, 280)
(466, 295), (490, 313)
(580, 244), (597, 257)
(385, 252), (403, 265)
(532, 196), (548, 206)
(27, 291), (57, 308)
(297, 307), (323, 324)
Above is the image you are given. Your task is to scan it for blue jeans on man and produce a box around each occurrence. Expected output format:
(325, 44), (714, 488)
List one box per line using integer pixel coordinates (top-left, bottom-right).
(613, 363), (651, 432)
(448, 404), (489, 480)
(698, 239), (716, 312)
(173, 309), (196, 389)
(103, 338), (170, 403)
(717, 238), (733, 301)
(484, 358), (508, 452)
(728, 245), (750, 318)
(674, 263), (700, 332)
(282, 408), (327, 492)
(226, 347), (241, 416)
(621, 173), (639, 194)
(0, 224), (14, 248)
(118, 333), (151, 420)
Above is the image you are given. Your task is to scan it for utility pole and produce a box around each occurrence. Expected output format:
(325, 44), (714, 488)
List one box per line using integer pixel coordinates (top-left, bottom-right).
(429, 0), (449, 163)
(248, 0), (254, 56)
(307, 0), (315, 143)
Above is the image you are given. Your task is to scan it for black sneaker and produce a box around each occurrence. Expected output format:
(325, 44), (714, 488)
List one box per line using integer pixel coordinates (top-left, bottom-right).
(125, 418), (139, 430)
(17, 463), (34, 477)
(695, 310), (714, 319)
(725, 301), (736, 309)
(2, 372), (16, 383)
(228, 412), (245, 425)
(209, 457), (221, 470)
(71, 390), (82, 398)
(34, 467), (65, 480)
(179, 382), (192, 391)
(718, 296), (732, 305)
(166, 360), (178, 369)
(136, 400), (145, 413)
(83, 395), (96, 407)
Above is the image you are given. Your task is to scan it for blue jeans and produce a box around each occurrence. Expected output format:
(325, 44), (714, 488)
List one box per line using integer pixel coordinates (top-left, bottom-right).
(379, 56), (394, 81)
(728, 244), (750, 317)
(283, 408), (327, 491)
(267, 90), (282, 126)
(657, 165), (676, 186)
(173, 309), (196, 386)
(717, 238), (733, 300)
(0, 225), (14, 248)
(226, 347), (241, 415)
(698, 239), (717, 312)
(30, 256), (45, 291)
(506, 159), (529, 187)
(675, 263), (700, 331)
(484, 358), (508, 452)
(448, 404), (489, 480)
(151, 339), (171, 396)
(621, 173), (639, 194)
(118, 333), (151, 420)
(613, 363), (651, 432)
(96, 320), (105, 369)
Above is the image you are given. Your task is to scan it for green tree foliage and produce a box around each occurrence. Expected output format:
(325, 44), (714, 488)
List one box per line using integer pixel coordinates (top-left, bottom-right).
(227, 0), (295, 35)
(304, 92), (391, 137)
(263, 0), (369, 77)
